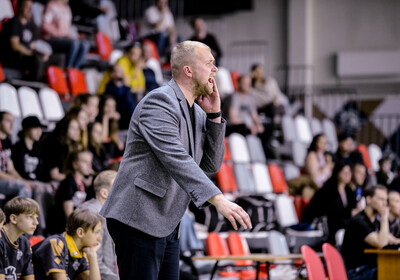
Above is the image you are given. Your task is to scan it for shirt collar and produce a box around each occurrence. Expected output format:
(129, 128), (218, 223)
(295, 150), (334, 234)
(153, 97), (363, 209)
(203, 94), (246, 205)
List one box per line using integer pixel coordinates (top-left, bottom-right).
(65, 233), (83, 258)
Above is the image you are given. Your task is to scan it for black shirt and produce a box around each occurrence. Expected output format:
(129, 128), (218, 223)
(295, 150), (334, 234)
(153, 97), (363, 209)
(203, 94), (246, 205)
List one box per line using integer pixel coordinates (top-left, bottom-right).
(11, 140), (45, 181)
(0, 16), (37, 64)
(341, 210), (379, 270)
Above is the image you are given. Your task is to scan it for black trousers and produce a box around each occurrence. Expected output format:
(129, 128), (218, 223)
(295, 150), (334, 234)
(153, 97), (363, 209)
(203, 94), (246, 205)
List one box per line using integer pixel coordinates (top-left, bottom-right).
(107, 218), (180, 280)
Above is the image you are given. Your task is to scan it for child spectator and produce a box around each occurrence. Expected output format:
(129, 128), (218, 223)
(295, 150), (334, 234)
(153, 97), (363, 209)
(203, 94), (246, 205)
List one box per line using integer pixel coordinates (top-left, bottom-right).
(0, 112), (32, 200)
(11, 116), (55, 233)
(0, 197), (40, 279)
(80, 170), (118, 280)
(98, 44), (145, 96)
(32, 208), (102, 280)
(73, 94), (100, 124)
(97, 96), (125, 152)
(376, 157), (394, 187)
(41, 116), (82, 182)
(104, 64), (137, 129)
(46, 150), (94, 235)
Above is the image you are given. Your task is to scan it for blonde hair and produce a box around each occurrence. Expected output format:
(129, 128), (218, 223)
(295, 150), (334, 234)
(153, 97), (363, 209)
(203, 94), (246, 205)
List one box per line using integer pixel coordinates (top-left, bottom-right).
(171, 41), (210, 79)
(4, 197), (40, 223)
(93, 170), (117, 194)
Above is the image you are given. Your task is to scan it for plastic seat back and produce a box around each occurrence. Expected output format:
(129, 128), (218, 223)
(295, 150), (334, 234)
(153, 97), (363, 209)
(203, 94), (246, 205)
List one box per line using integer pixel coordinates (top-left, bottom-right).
(66, 68), (88, 95)
(228, 133), (250, 163)
(230, 71), (240, 91)
(301, 245), (326, 280)
(357, 143), (372, 170)
(206, 232), (230, 257)
(216, 161), (238, 193)
(227, 232), (252, 266)
(0, 0), (14, 22)
(292, 141), (308, 167)
(295, 115), (313, 144)
(268, 164), (288, 193)
(275, 194), (299, 228)
(368, 143), (382, 172)
(234, 163), (256, 193)
(0, 83), (20, 117)
(282, 115), (296, 143)
(311, 118), (323, 136)
(39, 88), (65, 122)
(246, 135), (266, 163)
(215, 66), (234, 96)
(108, 49), (124, 65)
(322, 243), (347, 280)
(96, 32), (113, 60)
(47, 66), (69, 96)
(252, 163), (273, 193)
(267, 230), (290, 255)
(17, 86), (43, 119)
(0, 63), (5, 82)
(223, 138), (232, 161)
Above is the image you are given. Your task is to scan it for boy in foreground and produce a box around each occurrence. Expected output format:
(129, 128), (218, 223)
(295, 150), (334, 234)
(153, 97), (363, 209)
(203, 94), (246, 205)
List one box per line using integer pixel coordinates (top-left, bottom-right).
(33, 208), (102, 280)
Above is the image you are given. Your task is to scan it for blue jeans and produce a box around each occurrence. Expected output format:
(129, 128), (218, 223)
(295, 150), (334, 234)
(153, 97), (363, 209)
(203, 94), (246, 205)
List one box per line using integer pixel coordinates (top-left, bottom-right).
(347, 265), (377, 280)
(47, 37), (90, 68)
(107, 218), (180, 280)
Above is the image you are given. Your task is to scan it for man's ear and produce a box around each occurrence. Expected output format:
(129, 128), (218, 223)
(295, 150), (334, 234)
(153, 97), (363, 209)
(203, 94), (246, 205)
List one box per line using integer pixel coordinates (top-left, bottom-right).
(183, 66), (192, 78)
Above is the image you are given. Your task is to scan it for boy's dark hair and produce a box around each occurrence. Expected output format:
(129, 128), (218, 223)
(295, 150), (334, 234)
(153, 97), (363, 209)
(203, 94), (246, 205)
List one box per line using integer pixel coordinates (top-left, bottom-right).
(66, 208), (103, 236)
(4, 197), (40, 223)
(0, 208), (5, 224)
(364, 185), (387, 199)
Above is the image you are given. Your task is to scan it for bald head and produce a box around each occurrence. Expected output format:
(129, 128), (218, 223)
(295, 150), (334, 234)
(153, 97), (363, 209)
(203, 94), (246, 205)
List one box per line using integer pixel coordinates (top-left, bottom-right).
(171, 40), (210, 79)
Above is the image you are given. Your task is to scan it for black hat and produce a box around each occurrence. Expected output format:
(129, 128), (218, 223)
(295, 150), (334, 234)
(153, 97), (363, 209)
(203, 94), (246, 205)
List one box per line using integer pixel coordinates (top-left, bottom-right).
(22, 116), (46, 130)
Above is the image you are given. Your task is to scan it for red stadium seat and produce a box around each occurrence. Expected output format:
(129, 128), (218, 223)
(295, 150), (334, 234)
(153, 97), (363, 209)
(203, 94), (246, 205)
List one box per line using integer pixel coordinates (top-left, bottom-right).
(357, 143), (372, 171)
(230, 71), (240, 91)
(268, 164), (289, 193)
(0, 63), (5, 82)
(96, 32), (113, 60)
(322, 243), (348, 280)
(46, 66), (70, 101)
(216, 162), (238, 194)
(301, 245), (326, 280)
(142, 39), (160, 61)
(66, 68), (88, 95)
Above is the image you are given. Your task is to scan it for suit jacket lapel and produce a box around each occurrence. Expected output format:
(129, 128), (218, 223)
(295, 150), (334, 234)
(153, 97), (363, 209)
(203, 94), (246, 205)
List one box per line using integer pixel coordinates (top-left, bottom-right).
(169, 80), (195, 158)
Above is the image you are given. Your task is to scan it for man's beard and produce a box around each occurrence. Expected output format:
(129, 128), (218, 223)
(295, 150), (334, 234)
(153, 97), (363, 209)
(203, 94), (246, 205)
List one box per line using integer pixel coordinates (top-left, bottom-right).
(193, 77), (212, 97)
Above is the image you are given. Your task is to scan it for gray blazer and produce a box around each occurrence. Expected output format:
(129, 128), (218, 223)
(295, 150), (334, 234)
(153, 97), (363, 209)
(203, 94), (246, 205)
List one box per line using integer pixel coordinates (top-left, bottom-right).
(100, 79), (225, 238)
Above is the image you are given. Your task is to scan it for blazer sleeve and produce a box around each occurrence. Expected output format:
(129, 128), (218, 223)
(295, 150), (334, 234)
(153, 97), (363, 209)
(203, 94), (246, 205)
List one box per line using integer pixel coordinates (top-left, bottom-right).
(137, 91), (223, 208)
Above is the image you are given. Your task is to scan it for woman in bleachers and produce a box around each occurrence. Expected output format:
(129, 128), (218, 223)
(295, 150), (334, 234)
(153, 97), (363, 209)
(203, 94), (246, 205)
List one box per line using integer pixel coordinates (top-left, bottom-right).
(41, 0), (90, 68)
(64, 107), (90, 150)
(41, 116), (82, 183)
(73, 94), (100, 124)
(301, 161), (359, 245)
(88, 121), (121, 173)
(96, 95), (125, 154)
(304, 133), (335, 188)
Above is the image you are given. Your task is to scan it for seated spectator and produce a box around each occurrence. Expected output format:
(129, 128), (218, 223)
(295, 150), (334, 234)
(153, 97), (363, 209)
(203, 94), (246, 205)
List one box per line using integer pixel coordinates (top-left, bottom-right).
(11, 116), (55, 233)
(69, 0), (108, 29)
(41, 116), (82, 182)
(65, 107), (90, 150)
(140, 0), (179, 59)
(104, 64), (137, 129)
(80, 170), (118, 280)
(0, 112), (32, 200)
(142, 39), (164, 86)
(33, 208), (102, 279)
(389, 166), (400, 192)
(334, 132), (364, 166)
(0, 208), (4, 229)
(97, 96), (125, 152)
(88, 122), (122, 173)
(141, 56), (159, 93)
(341, 185), (400, 280)
(376, 157), (394, 187)
(73, 94), (100, 124)
(301, 162), (358, 244)
(304, 133), (334, 188)
(0, 197), (40, 279)
(228, 75), (265, 136)
(0, 0), (63, 81)
(349, 162), (368, 209)
(189, 17), (222, 66)
(389, 190), (400, 238)
(249, 63), (288, 121)
(41, 0), (90, 68)
(46, 150), (94, 235)
(98, 44), (145, 97)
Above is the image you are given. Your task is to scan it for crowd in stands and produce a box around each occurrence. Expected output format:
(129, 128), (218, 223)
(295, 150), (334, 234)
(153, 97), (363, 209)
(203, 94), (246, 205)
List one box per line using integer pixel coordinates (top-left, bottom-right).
(0, 0), (400, 279)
